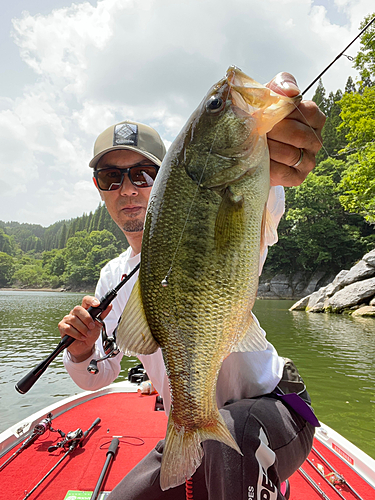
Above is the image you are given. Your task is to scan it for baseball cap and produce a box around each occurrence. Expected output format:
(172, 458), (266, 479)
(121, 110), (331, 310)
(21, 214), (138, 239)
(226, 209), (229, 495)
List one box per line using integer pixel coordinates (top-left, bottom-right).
(89, 120), (166, 169)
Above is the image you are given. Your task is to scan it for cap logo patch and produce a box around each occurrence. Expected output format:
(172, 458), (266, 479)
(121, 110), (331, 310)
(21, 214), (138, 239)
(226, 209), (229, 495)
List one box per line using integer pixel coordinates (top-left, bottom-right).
(113, 123), (138, 147)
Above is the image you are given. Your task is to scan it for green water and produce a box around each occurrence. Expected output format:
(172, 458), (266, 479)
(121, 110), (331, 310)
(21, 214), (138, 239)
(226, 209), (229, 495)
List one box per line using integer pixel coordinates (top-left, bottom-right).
(0, 292), (374, 460)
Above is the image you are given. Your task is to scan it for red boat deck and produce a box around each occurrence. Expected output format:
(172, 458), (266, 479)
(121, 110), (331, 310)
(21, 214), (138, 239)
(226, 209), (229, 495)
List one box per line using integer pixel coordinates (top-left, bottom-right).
(0, 391), (373, 500)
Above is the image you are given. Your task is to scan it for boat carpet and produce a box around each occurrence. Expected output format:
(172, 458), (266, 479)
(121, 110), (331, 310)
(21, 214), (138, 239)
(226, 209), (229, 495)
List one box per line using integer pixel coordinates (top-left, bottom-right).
(0, 392), (168, 500)
(1, 391), (374, 499)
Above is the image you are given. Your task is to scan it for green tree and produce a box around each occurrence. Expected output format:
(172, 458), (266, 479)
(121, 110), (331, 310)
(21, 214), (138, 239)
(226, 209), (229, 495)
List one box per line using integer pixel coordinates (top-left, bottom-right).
(354, 13), (375, 88)
(345, 75), (356, 94)
(316, 89), (347, 163)
(312, 79), (327, 114)
(58, 223), (68, 249)
(13, 262), (47, 288)
(0, 229), (16, 255)
(62, 229), (119, 288)
(339, 144), (375, 223)
(265, 159), (374, 275)
(338, 85), (375, 222)
(0, 252), (15, 286)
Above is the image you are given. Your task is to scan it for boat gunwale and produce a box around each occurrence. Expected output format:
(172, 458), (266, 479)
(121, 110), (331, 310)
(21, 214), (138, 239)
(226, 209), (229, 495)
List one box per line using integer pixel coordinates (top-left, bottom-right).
(314, 422), (375, 489)
(0, 381), (137, 458)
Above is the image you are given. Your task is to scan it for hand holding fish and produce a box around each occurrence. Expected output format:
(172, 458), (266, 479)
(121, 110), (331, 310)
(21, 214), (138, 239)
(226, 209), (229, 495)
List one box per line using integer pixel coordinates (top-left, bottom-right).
(58, 296), (112, 363)
(266, 72), (326, 187)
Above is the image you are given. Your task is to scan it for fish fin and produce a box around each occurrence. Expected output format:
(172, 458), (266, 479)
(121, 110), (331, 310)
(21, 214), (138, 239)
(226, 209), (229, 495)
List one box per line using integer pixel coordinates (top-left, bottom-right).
(160, 410), (242, 491)
(214, 187), (245, 252)
(231, 313), (268, 352)
(116, 278), (159, 356)
(260, 203), (278, 258)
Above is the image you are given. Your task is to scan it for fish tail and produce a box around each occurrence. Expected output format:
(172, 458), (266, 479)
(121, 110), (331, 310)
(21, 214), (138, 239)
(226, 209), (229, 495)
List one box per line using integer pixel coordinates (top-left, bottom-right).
(160, 410), (242, 491)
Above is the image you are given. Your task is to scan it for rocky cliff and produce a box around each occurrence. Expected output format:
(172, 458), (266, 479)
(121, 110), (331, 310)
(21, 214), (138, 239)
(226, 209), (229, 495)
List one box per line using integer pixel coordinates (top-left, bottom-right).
(257, 271), (335, 300)
(289, 249), (375, 316)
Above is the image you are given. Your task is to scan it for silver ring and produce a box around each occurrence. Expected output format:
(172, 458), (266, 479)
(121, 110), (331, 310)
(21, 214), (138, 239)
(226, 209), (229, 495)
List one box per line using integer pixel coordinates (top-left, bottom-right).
(292, 148), (304, 168)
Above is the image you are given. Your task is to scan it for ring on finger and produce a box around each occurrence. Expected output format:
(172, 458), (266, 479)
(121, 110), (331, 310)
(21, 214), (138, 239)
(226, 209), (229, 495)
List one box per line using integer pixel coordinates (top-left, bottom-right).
(292, 148), (304, 168)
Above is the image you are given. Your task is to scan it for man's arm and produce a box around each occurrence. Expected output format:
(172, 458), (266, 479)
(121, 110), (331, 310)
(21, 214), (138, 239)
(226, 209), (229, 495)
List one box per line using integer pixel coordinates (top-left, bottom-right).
(266, 72), (326, 187)
(58, 296), (111, 362)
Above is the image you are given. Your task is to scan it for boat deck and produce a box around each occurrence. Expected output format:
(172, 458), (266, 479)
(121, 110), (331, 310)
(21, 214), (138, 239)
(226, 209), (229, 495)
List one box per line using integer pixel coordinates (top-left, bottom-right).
(0, 389), (374, 500)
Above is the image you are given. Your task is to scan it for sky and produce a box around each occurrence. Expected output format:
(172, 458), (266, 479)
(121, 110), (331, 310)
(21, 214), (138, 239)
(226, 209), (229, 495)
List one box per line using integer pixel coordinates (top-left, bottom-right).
(0, 0), (373, 227)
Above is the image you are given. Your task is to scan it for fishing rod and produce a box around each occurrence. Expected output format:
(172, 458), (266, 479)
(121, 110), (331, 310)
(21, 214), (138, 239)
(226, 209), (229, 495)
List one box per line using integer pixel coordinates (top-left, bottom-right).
(15, 263), (140, 395)
(302, 15), (375, 95)
(312, 446), (364, 500)
(90, 437), (119, 500)
(298, 466), (331, 500)
(306, 458), (347, 500)
(22, 417), (101, 500)
(0, 413), (64, 472)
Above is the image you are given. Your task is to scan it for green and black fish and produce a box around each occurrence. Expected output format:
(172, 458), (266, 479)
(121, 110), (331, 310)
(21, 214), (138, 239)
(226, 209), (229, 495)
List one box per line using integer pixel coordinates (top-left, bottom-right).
(117, 66), (300, 490)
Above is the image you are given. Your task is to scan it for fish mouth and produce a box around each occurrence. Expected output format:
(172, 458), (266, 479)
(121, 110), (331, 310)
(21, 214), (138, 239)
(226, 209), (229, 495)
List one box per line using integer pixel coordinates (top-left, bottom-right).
(225, 65), (302, 134)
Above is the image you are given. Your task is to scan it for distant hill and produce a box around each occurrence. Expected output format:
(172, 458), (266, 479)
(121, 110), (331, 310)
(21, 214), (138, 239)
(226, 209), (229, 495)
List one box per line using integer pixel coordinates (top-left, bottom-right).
(0, 203), (128, 255)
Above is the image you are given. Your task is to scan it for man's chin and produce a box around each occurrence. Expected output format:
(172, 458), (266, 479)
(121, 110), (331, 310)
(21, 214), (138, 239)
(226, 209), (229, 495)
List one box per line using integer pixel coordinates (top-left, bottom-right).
(122, 221), (144, 233)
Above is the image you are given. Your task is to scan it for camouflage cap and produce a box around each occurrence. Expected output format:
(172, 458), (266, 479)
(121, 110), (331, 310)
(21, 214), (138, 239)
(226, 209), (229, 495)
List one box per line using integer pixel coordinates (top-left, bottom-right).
(89, 120), (166, 169)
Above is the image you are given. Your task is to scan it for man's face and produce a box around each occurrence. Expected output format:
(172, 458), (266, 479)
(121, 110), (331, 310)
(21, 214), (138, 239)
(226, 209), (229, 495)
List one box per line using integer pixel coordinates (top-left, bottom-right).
(95, 150), (156, 234)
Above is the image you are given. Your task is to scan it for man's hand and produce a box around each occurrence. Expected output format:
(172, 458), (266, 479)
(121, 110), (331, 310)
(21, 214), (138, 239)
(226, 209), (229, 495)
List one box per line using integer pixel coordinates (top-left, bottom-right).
(266, 72), (326, 187)
(58, 296), (112, 363)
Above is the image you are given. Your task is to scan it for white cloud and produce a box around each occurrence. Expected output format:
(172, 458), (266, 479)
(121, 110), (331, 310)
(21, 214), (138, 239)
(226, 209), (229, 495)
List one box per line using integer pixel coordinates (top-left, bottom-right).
(0, 0), (374, 225)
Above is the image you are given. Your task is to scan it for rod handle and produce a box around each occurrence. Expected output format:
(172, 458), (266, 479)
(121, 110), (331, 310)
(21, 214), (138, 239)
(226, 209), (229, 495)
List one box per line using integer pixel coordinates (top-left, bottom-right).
(107, 437), (119, 456)
(83, 417), (101, 439)
(15, 335), (75, 394)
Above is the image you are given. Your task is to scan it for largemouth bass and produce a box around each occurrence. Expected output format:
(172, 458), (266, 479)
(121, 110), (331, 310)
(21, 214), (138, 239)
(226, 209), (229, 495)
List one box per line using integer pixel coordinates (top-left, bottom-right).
(117, 66), (301, 490)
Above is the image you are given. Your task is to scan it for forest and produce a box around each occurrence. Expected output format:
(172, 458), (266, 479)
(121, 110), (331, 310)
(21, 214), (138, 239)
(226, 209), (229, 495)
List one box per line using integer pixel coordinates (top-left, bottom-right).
(0, 14), (375, 291)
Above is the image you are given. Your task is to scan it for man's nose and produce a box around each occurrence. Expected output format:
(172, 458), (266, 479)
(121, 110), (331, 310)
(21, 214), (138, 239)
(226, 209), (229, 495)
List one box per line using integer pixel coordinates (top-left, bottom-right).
(119, 172), (138, 196)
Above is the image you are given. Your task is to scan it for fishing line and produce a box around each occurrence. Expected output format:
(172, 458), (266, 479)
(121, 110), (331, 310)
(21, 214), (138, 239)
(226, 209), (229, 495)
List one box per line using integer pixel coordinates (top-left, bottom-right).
(99, 436), (145, 448)
(162, 17), (375, 285)
(161, 126), (220, 287)
(301, 16), (375, 95)
(274, 15), (375, 162)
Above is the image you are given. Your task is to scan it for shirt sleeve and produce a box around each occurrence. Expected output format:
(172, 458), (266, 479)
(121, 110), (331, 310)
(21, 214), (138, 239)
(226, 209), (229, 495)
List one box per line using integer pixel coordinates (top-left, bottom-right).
(258, 185), (285, 274)
(62, 262), (123, 391)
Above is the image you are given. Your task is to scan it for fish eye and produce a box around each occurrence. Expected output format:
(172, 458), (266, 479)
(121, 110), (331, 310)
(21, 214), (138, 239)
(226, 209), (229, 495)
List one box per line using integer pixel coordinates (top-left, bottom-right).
(206, 96), (225, 114)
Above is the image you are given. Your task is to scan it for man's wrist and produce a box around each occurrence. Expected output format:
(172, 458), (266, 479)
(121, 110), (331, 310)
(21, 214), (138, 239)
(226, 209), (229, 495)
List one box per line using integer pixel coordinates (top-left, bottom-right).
(67, 345), (95, 364)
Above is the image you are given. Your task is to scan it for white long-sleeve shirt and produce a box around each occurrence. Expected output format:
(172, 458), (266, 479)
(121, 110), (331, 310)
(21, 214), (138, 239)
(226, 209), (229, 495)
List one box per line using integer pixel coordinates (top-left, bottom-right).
(63, 186), (286, 415)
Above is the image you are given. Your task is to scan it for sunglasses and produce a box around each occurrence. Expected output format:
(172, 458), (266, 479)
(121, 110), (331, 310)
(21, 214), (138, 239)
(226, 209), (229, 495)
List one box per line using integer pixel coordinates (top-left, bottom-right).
(94, 165), (159, 191)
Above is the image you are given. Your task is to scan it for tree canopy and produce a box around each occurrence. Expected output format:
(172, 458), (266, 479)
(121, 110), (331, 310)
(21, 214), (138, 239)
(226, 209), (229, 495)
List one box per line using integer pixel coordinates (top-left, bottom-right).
(1, 13), (375, 289)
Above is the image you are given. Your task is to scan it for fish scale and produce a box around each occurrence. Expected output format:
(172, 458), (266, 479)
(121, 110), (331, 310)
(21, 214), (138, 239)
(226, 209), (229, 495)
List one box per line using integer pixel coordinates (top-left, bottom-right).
(117, 66), (301, 490)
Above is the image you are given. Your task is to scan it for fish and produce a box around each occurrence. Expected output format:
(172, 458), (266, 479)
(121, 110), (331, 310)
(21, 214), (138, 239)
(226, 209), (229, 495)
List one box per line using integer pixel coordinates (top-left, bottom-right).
(116, 66), (301, 490)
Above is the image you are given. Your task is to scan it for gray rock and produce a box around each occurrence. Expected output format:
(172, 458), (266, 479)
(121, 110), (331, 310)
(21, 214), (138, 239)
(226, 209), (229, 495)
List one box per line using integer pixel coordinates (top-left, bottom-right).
(289, 294), (311, 311)
(269, 274), (293, 298)
(351, 305), (375, 317)
(306, 286), (328, 312)
(257, 282), (270, 295)
(290, 272), (309, 296)
(325, 270), (349, 297)
(340, 260), (375, 287)
(363, 249), (375, 267)
(326, 277), (375, 312)
(370, 296), (375, 306)
(303, 271), (328, 296)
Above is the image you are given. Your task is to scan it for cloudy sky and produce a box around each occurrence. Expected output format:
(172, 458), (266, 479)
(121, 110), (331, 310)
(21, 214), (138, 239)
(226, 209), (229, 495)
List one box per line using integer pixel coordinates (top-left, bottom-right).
(0, 0), (373, 227)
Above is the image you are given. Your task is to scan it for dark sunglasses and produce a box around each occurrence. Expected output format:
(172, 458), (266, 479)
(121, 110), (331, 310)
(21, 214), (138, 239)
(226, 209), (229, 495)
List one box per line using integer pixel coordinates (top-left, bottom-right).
(94, 165), (159, 191)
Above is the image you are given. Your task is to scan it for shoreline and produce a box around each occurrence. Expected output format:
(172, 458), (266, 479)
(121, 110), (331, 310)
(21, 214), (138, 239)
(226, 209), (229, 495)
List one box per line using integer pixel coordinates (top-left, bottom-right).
(0, 287), (94, 294)
(0, 287), (298, 300)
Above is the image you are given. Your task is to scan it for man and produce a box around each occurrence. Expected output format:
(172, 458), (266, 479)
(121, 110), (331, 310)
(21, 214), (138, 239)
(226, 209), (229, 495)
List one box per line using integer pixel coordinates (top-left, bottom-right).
(59, 73), (326, 499)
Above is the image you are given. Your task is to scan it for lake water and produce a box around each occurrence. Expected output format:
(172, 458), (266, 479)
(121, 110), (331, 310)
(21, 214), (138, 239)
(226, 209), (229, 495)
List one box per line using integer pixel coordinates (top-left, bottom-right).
(0, 291), (374, 460)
